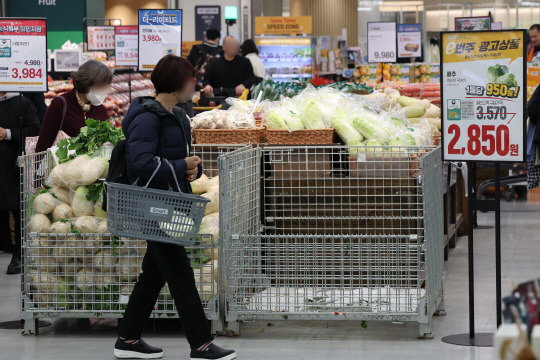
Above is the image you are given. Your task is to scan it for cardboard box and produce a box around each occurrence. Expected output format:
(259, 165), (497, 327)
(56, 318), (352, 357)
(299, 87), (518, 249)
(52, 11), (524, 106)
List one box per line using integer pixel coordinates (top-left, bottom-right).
(355, 65), (380, 83)
(414, 63), (440, 83)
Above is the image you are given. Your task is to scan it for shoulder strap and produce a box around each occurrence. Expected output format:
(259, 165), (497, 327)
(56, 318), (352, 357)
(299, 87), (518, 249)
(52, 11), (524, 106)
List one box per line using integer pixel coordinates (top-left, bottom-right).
(58, 95), (67, 132)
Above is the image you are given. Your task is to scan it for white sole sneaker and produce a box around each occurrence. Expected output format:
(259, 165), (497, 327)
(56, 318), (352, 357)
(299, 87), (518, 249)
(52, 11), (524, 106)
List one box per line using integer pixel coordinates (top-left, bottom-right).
(191, 352), (237, 360)
(114, 348), (164, 359)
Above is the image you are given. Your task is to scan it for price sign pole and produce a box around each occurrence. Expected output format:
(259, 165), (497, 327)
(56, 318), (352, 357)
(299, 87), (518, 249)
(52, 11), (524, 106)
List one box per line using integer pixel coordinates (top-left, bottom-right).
(0, 17), (51, 333)
(440, 30), (527, 347)
(138, 9), (183, 72)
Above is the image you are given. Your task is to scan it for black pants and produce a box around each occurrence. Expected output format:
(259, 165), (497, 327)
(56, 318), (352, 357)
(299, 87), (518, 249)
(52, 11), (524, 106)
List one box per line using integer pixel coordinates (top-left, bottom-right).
(0, 209), (20, 257)
(118, 240), (214, 348)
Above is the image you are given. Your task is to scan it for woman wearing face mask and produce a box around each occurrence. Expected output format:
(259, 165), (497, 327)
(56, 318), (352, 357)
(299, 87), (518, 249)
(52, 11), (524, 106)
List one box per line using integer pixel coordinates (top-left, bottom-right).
(35, 60), (112, 152)
(113, 55), (236, 360)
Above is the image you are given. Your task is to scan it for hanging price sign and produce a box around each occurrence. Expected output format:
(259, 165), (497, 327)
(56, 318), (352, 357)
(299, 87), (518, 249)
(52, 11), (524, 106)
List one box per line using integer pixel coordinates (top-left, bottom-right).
(441, 30), (527, 162)
(367, 22), (397, 63)
(138, 9), (182, 71)
(115, 25), (138, 67)
(0, 18), (47, 92)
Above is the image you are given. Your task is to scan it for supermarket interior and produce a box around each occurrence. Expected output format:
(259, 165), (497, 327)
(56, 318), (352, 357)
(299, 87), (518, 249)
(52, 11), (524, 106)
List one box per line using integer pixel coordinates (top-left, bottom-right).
(1, 0), (540, 359)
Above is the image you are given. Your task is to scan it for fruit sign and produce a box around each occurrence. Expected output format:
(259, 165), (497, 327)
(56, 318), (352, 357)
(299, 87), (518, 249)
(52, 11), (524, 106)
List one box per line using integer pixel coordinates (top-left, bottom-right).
(0, 18), (47, 92)
(87, 26), (115, 51)
(138, 9), (182, 71)
(441, 30), (526, 162)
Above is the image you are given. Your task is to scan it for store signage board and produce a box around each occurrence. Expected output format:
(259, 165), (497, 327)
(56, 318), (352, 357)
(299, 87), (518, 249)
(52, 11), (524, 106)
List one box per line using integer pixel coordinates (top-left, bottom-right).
(367, 22), (397, 63)
(441, 30), (526, 162)
(54, 49), (80, 72)
(195, 6), (221, 41)
(254, 16), (312, 35)
(115, 25), (138, 67)
(87, 25), (115, 51)
(138, 9), (182, 72)
(0, 18), (47, 92)
(397, 23), (422, 58)
(455, 17), (491, 31)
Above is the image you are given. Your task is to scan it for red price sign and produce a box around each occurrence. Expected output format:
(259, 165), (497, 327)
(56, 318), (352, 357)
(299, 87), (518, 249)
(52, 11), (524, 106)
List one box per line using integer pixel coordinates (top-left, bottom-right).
(441, 30), (526, 162)
(142, 34), (161, 42)
(447, 124), (519, 157)
(12, 68), (43, 79)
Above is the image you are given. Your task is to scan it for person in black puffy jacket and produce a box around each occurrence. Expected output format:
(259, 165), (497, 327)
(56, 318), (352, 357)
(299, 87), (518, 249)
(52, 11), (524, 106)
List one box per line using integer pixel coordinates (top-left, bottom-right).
(114, 55), (236, 360)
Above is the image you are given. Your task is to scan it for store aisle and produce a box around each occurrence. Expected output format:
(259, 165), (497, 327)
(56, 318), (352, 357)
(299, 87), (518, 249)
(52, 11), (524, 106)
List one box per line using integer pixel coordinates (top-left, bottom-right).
(1, 201), (540, 360)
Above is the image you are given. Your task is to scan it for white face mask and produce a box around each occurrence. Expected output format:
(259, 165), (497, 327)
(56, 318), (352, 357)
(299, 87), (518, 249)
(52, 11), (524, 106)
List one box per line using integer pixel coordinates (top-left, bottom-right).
(86, 87), (108, 106)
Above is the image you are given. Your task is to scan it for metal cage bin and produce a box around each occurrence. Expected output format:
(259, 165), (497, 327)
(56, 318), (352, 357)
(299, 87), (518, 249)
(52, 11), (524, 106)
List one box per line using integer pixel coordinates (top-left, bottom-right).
(20, 145), (242, 335)
(220, 145), (445, 338)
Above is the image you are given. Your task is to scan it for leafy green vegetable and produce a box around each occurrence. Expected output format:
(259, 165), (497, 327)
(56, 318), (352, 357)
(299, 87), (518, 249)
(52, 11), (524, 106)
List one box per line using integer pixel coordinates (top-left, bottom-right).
(86, 182), (104, 202)
(352, 111), (391, 144)
(266, 109), (288, 130)
(56, 119), (124, 163)
(331, 110), (364, 145)
(487, 64), (508, 83)
(300, 100), (326, 129)
(494, 72), (518, 88)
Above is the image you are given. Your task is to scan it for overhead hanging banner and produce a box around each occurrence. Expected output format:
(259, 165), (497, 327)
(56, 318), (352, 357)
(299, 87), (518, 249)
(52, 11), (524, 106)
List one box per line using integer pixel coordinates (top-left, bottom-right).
(254, 16), (312, 35)
(0, 18), (47, 92)
(138, 9), (182, 71)
(115, 25), (138, 67)
(441, 30), (526, 162)
(367, 22), (397, 63)
(87, 25), (115, 51)
(397, 23), (422, 58)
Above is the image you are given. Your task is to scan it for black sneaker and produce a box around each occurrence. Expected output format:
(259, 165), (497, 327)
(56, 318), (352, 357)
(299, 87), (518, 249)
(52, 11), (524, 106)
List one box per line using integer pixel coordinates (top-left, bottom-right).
(6, 257), (21, 275)
(190, 343), (236, 360)
(114, 338), (163, 359)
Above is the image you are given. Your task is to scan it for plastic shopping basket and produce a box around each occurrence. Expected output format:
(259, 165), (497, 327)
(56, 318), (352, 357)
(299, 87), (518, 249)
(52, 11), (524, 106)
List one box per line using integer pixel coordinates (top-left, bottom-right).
(105, 158), (210, 246)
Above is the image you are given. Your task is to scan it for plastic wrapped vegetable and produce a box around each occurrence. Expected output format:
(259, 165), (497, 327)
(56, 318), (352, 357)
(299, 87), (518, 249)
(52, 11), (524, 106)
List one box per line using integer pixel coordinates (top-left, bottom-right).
(71, 186), (94, 217)
(300, 100), (326, 129)
(353, 111), (392, 144)
(190, 174), (209, 195)
(74, 216), (99, 233)
(201, 190), (219, 216)
(53, 204), (74, 221)
(265, 108), (288, 130)
(49, 187), (71, 205)
(33, 193), (58, 215)
(29, 214), (51, 233)
(331, 110), (364, 145)
(198, 213), (219, 241)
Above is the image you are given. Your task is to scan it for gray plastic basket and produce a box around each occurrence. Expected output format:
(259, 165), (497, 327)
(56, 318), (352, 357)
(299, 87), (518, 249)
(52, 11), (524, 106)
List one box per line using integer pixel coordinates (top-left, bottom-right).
(105, 158), (210, 246)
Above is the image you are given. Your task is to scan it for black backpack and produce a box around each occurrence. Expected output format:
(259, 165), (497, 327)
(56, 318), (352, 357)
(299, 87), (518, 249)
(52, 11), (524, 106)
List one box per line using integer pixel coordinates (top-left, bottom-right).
(101, 139), (128, 211)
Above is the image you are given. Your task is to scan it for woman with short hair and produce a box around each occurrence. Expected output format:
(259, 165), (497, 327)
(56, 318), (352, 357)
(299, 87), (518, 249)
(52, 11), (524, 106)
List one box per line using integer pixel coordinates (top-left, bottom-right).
(35, 60), (112, 152)
(113, 55), (236, 360)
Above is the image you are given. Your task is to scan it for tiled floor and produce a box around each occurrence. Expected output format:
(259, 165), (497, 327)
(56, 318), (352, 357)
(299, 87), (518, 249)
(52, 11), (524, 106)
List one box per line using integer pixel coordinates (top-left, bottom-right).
(1, 200), (539, 359)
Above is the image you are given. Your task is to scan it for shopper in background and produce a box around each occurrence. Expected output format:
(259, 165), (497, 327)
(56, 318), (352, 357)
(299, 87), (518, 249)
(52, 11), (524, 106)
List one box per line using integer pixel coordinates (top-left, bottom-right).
(203, 36), (255, 97)
(240, 39), (266, 81)
(22, 92), (47, 123)
(35, 60), (112, 152)
(187, 28), (222, 88)
(528, 24), (540, 62)
(0, 92), (40, 274)
(115, 55), (236, 360)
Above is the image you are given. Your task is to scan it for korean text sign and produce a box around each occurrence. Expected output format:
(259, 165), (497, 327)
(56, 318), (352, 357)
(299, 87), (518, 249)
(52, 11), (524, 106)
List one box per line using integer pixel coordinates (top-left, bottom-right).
(367, 22), (397, 63)
(138, 9), (182, 71)
(115, 25), (138, 67)
(0, 18), (47, 92)
(441, 30), (526, 162)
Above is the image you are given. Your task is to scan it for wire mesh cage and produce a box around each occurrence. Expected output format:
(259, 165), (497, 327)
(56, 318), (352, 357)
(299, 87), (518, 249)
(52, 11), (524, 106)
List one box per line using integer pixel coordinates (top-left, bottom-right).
(221, 145), (444, 337)
(20, 145), (243, 334)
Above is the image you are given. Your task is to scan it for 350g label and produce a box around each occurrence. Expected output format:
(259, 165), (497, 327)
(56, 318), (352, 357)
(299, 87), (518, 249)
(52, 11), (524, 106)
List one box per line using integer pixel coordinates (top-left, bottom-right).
(447, 124), (519, 157)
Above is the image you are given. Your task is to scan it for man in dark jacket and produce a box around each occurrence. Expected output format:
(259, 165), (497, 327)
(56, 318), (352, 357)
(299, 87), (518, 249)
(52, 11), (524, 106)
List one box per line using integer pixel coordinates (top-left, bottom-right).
(186, 28), (222, 88)
(203, 36), (255, 97)
(0, 92), (40, 274)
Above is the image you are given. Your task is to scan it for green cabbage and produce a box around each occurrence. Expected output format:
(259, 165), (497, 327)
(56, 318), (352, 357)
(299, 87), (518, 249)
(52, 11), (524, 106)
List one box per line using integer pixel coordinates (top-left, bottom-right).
(266, 109), (288, 130)
(300, 100), (326, 129)
(487, 64), (508, 83)
(352, 111), (391, 144)
(286, 110), (305, 131)
(331, 110), (364, 145)
(494, 73), (518, 88)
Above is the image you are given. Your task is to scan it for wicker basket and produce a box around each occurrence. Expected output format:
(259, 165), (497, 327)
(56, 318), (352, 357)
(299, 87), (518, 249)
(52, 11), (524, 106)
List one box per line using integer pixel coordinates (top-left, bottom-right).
(432, 134), (441, 146)
(266, 128), (335, 145)
(194, 128), (265, 144)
